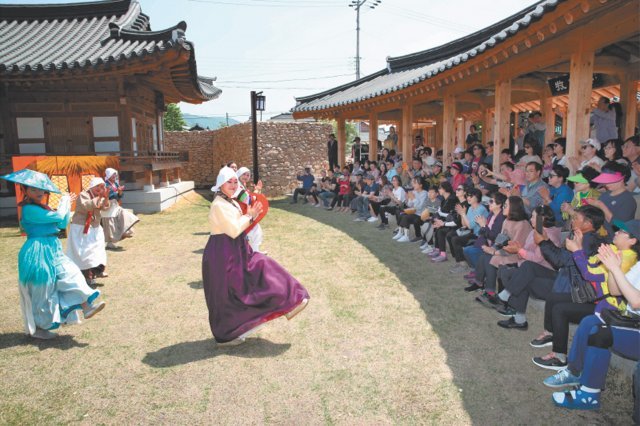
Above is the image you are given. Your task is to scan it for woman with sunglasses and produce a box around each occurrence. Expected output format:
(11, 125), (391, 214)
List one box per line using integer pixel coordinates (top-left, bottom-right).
(539, 165), (573, 226)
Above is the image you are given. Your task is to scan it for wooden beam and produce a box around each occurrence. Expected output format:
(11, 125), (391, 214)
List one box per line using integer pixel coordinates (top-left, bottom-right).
(442, 94), (456, 166)
(620, 75), (638, 139)
(401, 103), (413, 162)
(368, 112), (378, 161)
(493, 79), (511, 171)
(566, 47), (595, 157)
(337, 116), (347, 167)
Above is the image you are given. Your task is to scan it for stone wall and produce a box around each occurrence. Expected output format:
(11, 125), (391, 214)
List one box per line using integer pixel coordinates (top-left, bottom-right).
(164, 121), (332, 196)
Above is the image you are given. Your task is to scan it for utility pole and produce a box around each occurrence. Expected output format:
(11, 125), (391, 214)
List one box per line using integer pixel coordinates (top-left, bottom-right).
(349, 0), (382, 80)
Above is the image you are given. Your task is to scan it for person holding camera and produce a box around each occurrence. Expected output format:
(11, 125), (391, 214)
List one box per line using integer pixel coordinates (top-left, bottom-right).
(394, 176), (428, 243)
(448, 188), (489, 274)
(474, 196), (531, 308)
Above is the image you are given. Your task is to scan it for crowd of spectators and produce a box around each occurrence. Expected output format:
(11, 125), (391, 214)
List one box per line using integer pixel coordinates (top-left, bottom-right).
(296, 124), (640, 418)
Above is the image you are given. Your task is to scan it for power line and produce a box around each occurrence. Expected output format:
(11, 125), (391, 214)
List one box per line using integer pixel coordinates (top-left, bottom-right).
(187, 0), (344, 8)
(218, 73), (353, 84)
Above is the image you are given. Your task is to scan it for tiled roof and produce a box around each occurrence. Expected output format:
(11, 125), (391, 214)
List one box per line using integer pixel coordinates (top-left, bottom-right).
(294, 0), (561, 113)
(0, 0), (220, 102)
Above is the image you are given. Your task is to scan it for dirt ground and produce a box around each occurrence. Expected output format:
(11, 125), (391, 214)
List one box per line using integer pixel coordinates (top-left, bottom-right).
(0, 191), (634, 425)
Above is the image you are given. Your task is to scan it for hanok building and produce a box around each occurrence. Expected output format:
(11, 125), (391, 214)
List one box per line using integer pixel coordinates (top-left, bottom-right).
(0, 0), (220, 214)
(293, 0), (639, 172)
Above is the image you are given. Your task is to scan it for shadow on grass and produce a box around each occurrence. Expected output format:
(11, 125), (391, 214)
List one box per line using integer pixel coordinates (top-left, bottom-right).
(142, 337), (291, 368)
(0, 332), (89, 351)
(268, 198), (624, 424)
(192, 232), (210, 236)
(192, 248), (205, 254)
(188, 280), (203, 289)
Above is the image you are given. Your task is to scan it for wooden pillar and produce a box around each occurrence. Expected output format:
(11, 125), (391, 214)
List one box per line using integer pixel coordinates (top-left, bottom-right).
(435, 116), (443, 152)
(144, 169), (154, 192)
(396, 119), (403, 154)
(566, 48), (595, 157)
(442, 94), (456, 166)
(620, 75), (638, 139)
(483, 108), (494, 143)
(493, 79), (512, 171)
(542, 92), (555, 144)
(401, 103), (413, 161)
(456, 118), (465, 148)
(368, 112), (378, 161)
(337, 117), (346, 167)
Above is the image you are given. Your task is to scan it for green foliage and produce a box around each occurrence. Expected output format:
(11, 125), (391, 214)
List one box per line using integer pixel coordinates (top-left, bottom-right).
(164, 104), (187, 131)
(328, 120), (358, 157)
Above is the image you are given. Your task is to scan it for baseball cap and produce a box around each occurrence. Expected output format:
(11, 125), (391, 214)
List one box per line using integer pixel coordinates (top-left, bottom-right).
(580, 138), (601, 151)
(453, 146), (465, 154)
(612, 219), (640, 241)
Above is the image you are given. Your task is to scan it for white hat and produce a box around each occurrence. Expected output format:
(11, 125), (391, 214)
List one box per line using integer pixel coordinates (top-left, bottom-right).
(88, 177), (105, 189)
(236, 167), (251, 178)
(580, 138), (601, 151)
(211, 166), (237, 192)
(453, 146), (465, 154)
(105, 168), (118, 180)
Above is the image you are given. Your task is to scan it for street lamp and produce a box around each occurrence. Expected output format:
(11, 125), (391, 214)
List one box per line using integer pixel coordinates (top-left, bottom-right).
(251, 91), (265, 183)
(348, 0), (382, 80)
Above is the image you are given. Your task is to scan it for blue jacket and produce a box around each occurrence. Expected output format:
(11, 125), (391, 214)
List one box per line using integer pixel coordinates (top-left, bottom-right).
(297, 174), (315, 190)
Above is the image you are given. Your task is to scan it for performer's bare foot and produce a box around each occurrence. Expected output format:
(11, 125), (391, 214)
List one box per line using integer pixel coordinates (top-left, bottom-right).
(285, 298), (309, 320)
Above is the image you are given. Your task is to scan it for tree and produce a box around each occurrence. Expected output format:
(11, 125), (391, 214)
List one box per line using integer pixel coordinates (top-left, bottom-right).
(164, 103), (186, 131)
(329, 120), (358, 159)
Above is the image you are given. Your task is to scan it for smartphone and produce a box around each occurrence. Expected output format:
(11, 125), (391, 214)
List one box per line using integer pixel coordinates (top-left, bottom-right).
(535, 213), (544, 234)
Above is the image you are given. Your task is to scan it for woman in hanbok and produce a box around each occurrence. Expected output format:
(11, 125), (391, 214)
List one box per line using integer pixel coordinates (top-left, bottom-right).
(203, 167), (309, 346)
(1, 169), (105, 339)
(235, 166), (264, 252)
(66, 177), (110, 285)
(101, 168), (139, 250)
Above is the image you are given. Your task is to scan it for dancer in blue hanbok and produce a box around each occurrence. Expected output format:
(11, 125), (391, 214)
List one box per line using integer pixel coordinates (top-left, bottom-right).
(1, 169), (106, 339)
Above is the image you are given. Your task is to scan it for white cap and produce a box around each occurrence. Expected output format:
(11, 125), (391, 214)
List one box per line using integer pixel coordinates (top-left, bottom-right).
(236, 167), (251, 178)
(211, 166), (237, 192)
(580, 138), (601, 151)
(105, 168), (118, 180)
(88, 177), (105, 189)
(453, 146), (465, 154)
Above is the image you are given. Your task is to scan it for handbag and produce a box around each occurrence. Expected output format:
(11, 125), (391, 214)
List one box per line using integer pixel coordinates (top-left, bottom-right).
(601, 309), (640, 329)
(493, 233), (511, 249)
(569, 266), (599, 304)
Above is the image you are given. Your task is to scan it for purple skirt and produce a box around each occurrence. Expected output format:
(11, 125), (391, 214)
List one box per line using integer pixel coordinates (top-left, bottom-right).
(202, 233), (309, 343)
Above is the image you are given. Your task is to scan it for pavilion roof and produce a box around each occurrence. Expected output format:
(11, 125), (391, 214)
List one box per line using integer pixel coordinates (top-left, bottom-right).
(293, 0), (562, 113)
(0, 0), (220, 103)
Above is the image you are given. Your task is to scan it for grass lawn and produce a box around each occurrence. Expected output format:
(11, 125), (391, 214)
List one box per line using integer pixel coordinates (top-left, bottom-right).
(0, 191), (634, 424)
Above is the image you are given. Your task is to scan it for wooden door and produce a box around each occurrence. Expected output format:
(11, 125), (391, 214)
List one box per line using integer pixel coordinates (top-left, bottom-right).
(47, 117), (69, 153)
(69, 117), (91, 153)
(46, 117), (91, 154)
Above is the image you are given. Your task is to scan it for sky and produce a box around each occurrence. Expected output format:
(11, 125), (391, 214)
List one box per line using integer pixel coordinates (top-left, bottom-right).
(3, 0), (539, 120)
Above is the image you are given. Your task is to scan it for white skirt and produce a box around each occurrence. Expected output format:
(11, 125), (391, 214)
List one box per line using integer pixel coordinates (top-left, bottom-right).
(66, 223), (107, 270)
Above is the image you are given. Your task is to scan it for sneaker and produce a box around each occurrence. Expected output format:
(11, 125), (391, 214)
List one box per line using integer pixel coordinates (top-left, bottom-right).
(464, 282), (483, 292)
(397, 235), (410, 242)
(83, 301), (106, 319)
(552, 388), (600, 410)
(326, 207), (333, 211)
(544, 368), (581, 388)
(463, 271), (476, 280)
(378, 224), (389, 230)
(31, 329), (58, 340)
(530, 334), (554, 348)
(422, 246), (436, 254)
(475, 292), (500, 309)
(353, 217), (365, 222)
(431, 253), (448, 262)
(392, 232), (403, 241)
(419, 242), (430, 250)
(496, 304), (517, 317)
(367, 216), (378, 223)
(497, 317), (528, 330)
(428, 249), (442, 258)
(533, 353), (568, 371)
(449, 263), (469, 274)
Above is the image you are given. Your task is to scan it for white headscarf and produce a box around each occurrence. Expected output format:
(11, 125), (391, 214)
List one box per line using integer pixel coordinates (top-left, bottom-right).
(236, 167), (250, 179)
(105, 168), (118, 180)
(88, 177), (105, 190)
(211, 166), (237, 192)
